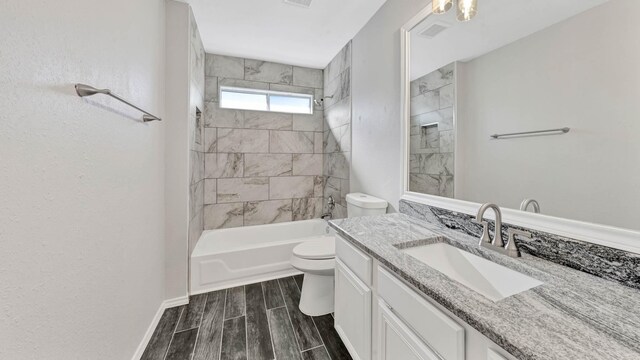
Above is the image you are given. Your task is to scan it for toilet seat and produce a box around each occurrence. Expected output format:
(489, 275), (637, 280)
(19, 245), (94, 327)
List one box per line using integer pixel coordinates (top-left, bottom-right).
(291, 236), (336, 277)
(290, 256), (335, 274)
(293, 236), (335, 260)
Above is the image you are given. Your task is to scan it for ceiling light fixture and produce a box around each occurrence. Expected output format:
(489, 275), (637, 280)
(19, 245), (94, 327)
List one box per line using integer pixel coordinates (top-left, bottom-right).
(432, 0), (453, 14)
(432, 0), (478, 22)
(457, 0), (478, 22)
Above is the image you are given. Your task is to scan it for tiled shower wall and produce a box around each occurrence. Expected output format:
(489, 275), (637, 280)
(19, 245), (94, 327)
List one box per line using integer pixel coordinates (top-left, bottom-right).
(202, 54), (325, 229)
(323, 42), (352, 218)
(188, 11), (205, 252)
(408, 62), (455, 198)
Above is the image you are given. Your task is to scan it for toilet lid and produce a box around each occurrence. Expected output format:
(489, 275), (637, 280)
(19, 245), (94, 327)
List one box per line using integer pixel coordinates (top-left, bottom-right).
(293, 236), (336, 260)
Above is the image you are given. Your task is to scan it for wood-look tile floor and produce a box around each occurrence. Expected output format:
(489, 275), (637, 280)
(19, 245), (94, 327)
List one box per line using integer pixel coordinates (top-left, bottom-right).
(141, 275), (352, 360)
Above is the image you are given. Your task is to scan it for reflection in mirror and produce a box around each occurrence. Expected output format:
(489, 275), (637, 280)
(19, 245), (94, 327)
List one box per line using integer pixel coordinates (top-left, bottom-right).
(409, 63), (455, 198)
(407, 0), (640, 230)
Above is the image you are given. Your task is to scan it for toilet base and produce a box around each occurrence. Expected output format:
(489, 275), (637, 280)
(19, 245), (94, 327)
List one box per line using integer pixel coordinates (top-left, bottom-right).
(298, 273), (335, 316)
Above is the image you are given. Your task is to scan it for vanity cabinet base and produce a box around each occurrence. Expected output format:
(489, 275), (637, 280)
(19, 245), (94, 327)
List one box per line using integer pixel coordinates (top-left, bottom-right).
(335, 234), (518, 360)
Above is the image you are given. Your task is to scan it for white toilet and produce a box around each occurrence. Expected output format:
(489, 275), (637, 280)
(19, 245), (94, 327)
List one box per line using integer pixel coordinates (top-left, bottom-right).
(291, 193), (388, 316)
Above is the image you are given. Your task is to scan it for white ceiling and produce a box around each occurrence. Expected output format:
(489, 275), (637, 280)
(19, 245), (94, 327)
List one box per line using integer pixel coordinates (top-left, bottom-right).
(182, 0), (388, 69)
(410, 0), (610, 80)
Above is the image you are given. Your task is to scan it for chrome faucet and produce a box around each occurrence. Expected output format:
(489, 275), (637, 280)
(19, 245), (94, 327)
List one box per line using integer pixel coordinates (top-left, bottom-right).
(475, 203), (530, 258)
(520, 198), (540, 213)
(320, 196), (336, 220)
(476, 203), (504, 246)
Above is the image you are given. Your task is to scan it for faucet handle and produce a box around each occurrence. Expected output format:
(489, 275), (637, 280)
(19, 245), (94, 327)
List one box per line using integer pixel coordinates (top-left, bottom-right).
(506, 228), (531, 257)
(474, 219), (492, 245)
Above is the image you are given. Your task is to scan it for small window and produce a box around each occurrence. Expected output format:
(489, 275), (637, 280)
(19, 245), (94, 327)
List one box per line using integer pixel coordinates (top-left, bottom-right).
(219, 86), (313, 115)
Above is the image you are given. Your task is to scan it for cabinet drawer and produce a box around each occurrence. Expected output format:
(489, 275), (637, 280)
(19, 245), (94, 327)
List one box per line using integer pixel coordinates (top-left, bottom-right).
(335, 235), (372, 286)
(377, 267), (465, 360)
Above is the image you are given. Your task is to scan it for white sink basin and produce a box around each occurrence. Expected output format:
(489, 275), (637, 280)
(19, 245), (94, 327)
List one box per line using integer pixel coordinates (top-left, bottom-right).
(402, 243), (543, 301)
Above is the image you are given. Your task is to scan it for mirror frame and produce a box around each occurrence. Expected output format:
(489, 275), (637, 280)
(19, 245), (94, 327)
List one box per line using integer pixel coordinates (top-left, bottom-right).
(400, 4), (640, 254)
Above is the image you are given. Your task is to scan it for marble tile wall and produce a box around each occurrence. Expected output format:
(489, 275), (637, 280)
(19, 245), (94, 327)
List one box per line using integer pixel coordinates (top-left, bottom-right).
(409, 63), (455, 198)
(188, 12), (205, 253)
(323, 42), (352, 219)
(203, 53), (325, 229)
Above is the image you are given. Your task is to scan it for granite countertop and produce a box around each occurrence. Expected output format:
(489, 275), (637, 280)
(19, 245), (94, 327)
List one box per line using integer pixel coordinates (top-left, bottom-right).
(329, 213), (640, 360)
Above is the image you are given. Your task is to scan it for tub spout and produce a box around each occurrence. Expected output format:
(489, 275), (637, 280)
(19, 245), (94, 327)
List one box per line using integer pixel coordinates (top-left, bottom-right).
(321, 196), (336, 220)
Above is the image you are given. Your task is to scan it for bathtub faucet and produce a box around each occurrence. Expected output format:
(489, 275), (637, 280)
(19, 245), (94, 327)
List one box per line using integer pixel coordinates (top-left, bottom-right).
(321, 196), (336, 220)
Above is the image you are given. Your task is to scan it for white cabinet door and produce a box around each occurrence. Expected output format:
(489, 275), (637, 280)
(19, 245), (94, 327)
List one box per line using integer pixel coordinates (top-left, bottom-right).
(335, 259), (372, 360)
(378, 300), (441, 360)
(377, 267), (465, 360)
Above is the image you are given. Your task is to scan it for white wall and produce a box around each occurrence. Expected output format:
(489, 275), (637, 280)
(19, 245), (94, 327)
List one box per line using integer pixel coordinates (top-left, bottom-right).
(187, 6), (206, 284)
(351, 0), (429, 211)
(456, 0), (640, 230)
(0, 1), (166, 359)
(165, 0), (206, 302)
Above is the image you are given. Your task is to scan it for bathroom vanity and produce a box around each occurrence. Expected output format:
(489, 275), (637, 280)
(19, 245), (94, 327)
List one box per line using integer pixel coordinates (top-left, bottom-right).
(367, 3), (640, 357)
(329, 212), (640, 360)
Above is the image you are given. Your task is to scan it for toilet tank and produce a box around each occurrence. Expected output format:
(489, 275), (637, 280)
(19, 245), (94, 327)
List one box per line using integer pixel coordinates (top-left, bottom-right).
(346, 193), (388, 217)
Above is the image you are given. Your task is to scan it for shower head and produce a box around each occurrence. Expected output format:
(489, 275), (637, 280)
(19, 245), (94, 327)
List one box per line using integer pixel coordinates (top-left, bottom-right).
(313, 95), (333, 107)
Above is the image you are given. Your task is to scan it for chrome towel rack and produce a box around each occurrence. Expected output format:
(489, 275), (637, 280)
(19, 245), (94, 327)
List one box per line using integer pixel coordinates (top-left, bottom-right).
(75, 83), (161, 122)
(490, 127), (569, 139)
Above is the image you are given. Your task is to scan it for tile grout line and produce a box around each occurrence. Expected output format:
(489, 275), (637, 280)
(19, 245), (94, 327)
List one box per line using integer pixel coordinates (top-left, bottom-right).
(208, 61), (322, 91)
(175, 326), (200, 334)
(302, 344), (325, 352)
(162, 306), (185, 360)
(321, 345), (331, 360)
(245, 285), (249, 360)
(301, 344), (332, 359)
(261, 282), (278, 360)
(189, 292), (210, 360)
(223, 313), (245, 321)
(218, 289), (228, 360)
(309, 314), (327, 358)
(276, 278), (304, 354)
(292, 275), (329, 358)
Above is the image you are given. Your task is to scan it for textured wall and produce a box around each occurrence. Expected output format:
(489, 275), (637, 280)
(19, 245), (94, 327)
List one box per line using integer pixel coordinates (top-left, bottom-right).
(351, 0), (430, 212)
(408, 63), (455, 197)
(164, 1), (205, 302)
(323, 42), (352, 218)
(0, 0), (166, 359)
(202, 54), (325, 229)
(187, 11), (206, 256)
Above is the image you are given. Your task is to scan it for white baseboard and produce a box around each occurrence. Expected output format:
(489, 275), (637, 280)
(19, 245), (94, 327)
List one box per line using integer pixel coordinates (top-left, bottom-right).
(131, 295), (190, 360)
(163, 295), (189, 308)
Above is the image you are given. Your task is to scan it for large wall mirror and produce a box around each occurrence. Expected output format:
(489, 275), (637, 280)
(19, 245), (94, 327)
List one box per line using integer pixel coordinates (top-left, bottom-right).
(403, 0), (640, 234)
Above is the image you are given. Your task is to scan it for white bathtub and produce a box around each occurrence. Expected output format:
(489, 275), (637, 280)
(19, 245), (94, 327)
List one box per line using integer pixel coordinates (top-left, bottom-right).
(190, 219), (333, 294)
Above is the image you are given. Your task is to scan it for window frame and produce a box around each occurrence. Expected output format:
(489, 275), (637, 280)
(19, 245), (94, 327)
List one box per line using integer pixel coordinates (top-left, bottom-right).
(218, 86), (314, 115)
